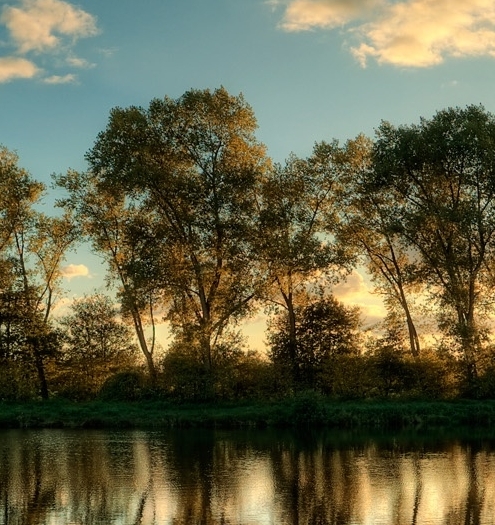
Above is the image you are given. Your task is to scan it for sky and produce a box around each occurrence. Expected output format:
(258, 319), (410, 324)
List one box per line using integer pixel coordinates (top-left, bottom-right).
(1, 0), (495, 350)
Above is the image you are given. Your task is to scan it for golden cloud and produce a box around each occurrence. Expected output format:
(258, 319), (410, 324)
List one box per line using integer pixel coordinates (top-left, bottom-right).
(277, 0), (495, 67)
(2, 0), (98, 54)
(279, 0), (382, 31)
(0, 56), (39, 82)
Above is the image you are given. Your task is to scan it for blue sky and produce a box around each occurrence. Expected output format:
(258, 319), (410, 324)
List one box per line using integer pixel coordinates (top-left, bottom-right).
(1, 0), (495, 347)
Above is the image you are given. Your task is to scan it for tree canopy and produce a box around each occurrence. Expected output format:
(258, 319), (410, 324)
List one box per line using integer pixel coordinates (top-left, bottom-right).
(5, 91), (495, 401)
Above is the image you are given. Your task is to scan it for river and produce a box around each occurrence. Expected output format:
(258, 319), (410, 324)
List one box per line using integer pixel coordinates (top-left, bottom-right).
(0, 428), (494, 524)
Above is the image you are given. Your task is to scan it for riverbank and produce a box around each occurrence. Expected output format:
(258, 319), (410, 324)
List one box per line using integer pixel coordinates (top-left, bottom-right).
(2, 395), (495, 430)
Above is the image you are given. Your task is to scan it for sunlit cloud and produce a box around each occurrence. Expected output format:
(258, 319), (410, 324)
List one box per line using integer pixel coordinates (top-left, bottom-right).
(61, 263), (90, 280)
(1, 0), (98, 53)
(0, 56), (39, 82)
(333, 269), (369, 297)
(332, 269), (387, 327)
(0, 0), (99, 83)
(276, 0), (495, 67)
(43, 73), (76, 84)
(278, 0), (382, 31)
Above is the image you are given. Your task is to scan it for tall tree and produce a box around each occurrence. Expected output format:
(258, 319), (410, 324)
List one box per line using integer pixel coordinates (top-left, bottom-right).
(56, 169), (160, 382)
(0, 146), (75, 398)
(337, 135), (422, 358)
(256, 142), (352, 386)
(371, 105), (495, 382)
(81, 87), (270, 371)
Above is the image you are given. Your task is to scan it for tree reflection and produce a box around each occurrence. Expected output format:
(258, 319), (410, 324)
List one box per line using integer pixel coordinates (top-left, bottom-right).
(1, 430), (495, 524)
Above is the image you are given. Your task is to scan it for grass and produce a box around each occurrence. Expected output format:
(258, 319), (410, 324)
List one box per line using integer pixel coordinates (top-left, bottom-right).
(2, 395), (495, 431)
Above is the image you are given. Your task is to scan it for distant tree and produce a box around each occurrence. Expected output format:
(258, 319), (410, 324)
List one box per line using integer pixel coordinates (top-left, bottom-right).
(268, 294), (360, 390)
(58, 294), (137, 396)
(371, 105), (495, 383)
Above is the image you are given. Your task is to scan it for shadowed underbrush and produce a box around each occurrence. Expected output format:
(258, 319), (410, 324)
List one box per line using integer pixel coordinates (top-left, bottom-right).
(2, 395), (495, 431)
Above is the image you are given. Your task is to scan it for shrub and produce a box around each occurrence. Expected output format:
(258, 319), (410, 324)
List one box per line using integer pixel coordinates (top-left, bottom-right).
(98, 371), (146, 401)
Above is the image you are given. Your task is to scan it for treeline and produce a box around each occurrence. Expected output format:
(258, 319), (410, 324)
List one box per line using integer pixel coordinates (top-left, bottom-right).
(3, 87), (495, 402)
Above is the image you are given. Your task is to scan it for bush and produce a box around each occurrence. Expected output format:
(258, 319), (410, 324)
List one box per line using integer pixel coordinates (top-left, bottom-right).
(98, 371), (146, 401)
(318, 355), (374, 399)
(289, 390), (327, 426)
(161, 351), (213, 401)
(0, 360), (38, 401)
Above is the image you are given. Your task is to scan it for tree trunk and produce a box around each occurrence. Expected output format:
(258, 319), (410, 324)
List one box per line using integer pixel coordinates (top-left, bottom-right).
(33, 342), (49, 400)
(131, 307), (157, 384)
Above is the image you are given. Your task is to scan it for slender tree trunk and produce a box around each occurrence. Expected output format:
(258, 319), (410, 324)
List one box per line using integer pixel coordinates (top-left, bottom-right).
(131, 308), (157, 384)
(286, 294), (299, 389)
(33, 342), (49, 400)
(402, 296), (421, 358)
(457, 306), (478, 387)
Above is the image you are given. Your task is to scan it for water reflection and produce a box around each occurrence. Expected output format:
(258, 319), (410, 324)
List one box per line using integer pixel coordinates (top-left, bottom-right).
(1, 428), (495, 524)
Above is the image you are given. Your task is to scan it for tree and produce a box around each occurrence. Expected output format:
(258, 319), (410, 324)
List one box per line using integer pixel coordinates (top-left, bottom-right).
(256, 142), (353, 386)
(268, 294), (360, 391)
(371, 105), (495, 382)
(58, 294), (137, 396)
(55, 169), (160, 383)
(82, 87), (270, 373)
(0, 146), (75, 399)
(337, 135), (422, 358)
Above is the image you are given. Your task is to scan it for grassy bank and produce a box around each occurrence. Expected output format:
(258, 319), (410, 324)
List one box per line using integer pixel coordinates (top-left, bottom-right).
(2, 395), (495, 430)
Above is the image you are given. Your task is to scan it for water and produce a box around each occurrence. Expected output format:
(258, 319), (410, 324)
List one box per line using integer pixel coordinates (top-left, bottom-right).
(0, 428), (495, 524)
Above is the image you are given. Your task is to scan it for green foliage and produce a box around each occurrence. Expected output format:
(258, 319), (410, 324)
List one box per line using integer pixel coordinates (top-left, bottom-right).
(80, 87), (270, 370)
(59, 294), (136, 362)
(288, 390), (327, 426)
(0, 360), (38, 401)
(98, 371), (147, 401)
(161, 350), (212, 402)
(160, 343), (280, 402)
(268, 295), (361, 391)
(55, 294), (138, 399)
(318, 355), (374, 399)
(372, 105), (495, 377)
(9, 95), (495, 405)
(368, 344), (451, 399)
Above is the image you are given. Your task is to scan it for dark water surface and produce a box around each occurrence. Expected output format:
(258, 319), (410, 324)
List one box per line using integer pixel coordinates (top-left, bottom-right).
(1, 428), (495, 524)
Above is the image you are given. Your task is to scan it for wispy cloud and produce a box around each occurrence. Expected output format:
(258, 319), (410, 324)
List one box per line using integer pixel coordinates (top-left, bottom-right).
(275, 0), (495, 67)
(43, 73), (76, 84)
(0, 0), (98, 83)
(0, 56), (39, 82)
(66, 56), (94, 68)
(332, 269), (387, 327)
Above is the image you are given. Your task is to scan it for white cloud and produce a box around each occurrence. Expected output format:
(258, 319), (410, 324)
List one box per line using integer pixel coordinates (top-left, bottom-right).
(61, 263), (90, 280)
(0, 56), (39, 82)
(43, 72), (76, 84)
(277, 0), (495, 67)
(1, 0), (98, 54)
